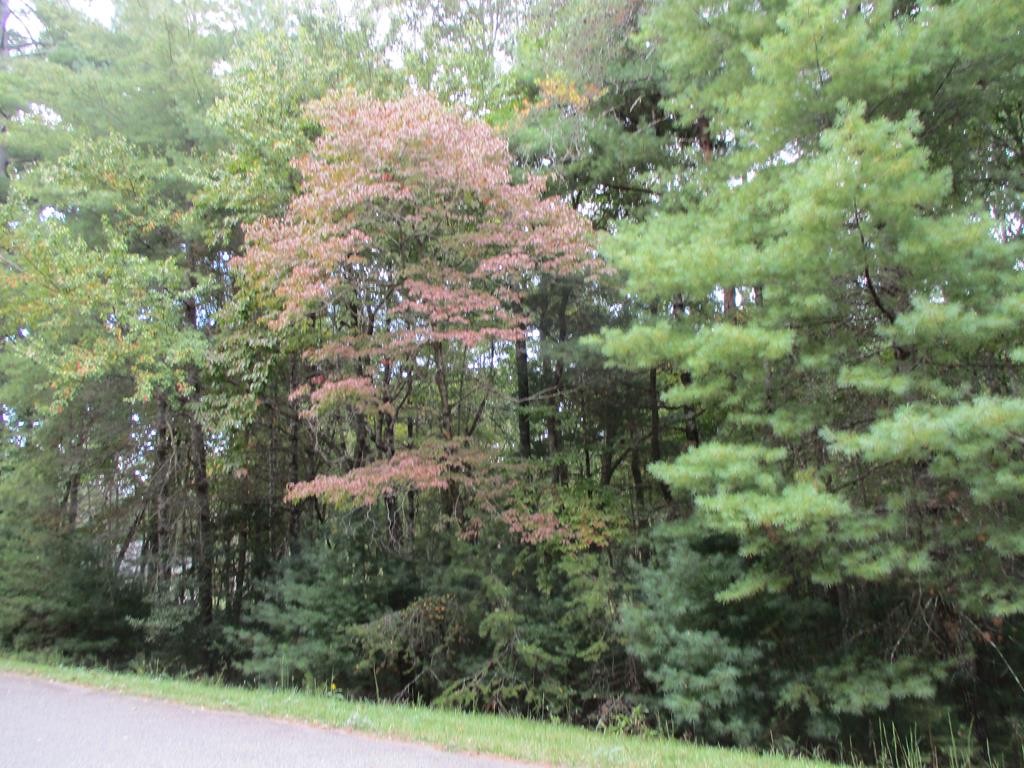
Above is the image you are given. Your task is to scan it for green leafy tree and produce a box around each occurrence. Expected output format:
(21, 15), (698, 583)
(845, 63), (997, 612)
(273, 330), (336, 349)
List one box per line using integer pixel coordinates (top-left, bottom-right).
(0, 0), (235, 664)
(372, 0), (530, 116)
(607, 0), (1024, 751)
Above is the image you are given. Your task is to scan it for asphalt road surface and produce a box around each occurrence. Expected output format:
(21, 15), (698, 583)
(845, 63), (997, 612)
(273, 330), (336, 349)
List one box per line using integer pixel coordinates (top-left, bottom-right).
(0, 673), (534, 768)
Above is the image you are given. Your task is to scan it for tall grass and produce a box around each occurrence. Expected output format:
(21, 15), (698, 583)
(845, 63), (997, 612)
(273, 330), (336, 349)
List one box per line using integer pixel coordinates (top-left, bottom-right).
(872, 719), (1014, 768)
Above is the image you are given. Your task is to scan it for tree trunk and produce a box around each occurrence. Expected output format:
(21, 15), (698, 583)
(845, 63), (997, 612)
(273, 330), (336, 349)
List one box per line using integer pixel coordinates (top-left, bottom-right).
(649, 368), (671, 501)
(545, 288), (569, 484)
(182, 268), (213, 636)
(0, 0), (9, 57)
(232, 524), (248, 623)
(287, 364), (303, 552)
(406, 417), (416, 535)
(695, 115), (713, 162)
(434, 342), (453, 439)
(553, 289), (569, 483)
(630, 445), (644, 507)
(600, 427), (614, 486)
(0, 0), (12, 202)
(681, 371), (700, 449)
(188, 383), (214, 630)
(723, 285), (737, 316)
(154, 396), (172, 585)
(65, 471), (80, 530)
(670, 299), (701, 454)
(515, 332), (531, 458)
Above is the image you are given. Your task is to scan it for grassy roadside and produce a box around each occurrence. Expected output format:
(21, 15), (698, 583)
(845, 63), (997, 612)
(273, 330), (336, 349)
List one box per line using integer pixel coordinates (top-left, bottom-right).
(0, 656), (834, 768)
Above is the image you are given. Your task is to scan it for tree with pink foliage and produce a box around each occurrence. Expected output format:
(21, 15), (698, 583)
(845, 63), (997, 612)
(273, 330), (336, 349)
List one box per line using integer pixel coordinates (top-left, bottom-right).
(241, 90), (594, 546)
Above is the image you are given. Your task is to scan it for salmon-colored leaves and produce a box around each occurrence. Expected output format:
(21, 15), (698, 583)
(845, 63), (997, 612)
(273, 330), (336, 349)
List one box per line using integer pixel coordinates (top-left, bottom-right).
(238, 91), (597, 522)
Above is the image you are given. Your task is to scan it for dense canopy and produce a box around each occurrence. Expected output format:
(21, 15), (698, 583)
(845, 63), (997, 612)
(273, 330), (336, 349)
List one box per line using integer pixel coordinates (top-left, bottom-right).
(1, 0), (1022, 762)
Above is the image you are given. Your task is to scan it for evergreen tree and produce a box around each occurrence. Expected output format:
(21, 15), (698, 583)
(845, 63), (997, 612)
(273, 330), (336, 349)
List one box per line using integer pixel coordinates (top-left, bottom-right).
(608, 0), (1024, 751)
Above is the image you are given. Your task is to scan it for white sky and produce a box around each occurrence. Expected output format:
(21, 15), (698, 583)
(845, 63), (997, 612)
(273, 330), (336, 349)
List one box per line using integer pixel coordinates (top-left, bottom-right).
(21, 0), (362, 31)
(73, 0), (115, 24)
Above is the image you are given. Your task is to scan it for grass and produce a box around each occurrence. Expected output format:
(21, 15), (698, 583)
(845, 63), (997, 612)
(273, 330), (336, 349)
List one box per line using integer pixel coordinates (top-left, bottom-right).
(0, 656), (835, 768)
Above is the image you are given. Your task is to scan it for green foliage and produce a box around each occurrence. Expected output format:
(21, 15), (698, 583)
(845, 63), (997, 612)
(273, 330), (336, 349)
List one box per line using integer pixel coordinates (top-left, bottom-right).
(1, 212), (204, 408)
(200, 12), (399, 232)
(232, 536), (399, 689)
(605, 0), (1024, 754)
(3, 0), (1024, 763)
(372, 0), (528, 115)
(621, 526), (771, 745)
(0, 508), (144, 659)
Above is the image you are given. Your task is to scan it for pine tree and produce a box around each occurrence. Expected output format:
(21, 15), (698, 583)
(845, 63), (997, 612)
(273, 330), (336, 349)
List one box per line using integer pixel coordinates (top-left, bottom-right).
(607, 0), (1024, 749)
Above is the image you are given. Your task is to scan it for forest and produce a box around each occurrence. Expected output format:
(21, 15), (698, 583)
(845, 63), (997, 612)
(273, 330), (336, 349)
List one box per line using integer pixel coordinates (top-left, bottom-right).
(0, 0), (1022, 762)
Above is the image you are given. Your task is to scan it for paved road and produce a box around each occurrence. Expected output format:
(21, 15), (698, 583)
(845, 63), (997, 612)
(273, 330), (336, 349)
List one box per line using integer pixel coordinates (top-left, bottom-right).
(0, 674), (533, 768)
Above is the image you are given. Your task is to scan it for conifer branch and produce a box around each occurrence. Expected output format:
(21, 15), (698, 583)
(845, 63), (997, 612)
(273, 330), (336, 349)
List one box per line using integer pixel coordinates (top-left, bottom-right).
(863, 265), (896, 324)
